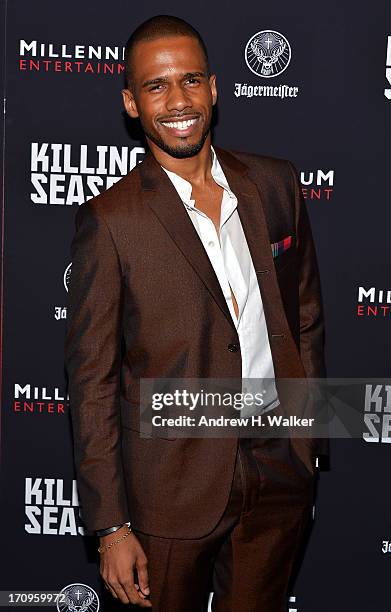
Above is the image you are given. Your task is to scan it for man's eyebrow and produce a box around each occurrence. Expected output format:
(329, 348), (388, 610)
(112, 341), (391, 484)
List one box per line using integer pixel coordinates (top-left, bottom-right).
(142, 76), (169, 88)
(141, 71), (207, 88)
(182, 71), (207, 79)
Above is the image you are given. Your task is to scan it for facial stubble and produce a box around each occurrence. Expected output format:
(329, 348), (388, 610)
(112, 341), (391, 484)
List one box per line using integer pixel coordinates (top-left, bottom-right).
(142, 115), (212, 159)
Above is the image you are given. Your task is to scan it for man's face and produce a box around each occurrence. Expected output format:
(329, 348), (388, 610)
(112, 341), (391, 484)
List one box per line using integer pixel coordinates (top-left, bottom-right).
(122, 35), (217, 158)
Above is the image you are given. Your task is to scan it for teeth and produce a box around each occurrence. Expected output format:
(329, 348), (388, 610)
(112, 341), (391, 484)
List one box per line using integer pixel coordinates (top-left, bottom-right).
(161, 118), (197, 130)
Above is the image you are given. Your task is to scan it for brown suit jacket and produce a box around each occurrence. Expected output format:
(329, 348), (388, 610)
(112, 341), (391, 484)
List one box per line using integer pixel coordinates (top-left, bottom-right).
(64, 145), (327, 539)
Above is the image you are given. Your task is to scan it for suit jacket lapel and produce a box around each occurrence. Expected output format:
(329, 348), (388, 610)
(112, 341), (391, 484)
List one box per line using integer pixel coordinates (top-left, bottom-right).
(214, 146), (286, 335)
(138, 150), (236, 332)
(214, 147), (305, 377)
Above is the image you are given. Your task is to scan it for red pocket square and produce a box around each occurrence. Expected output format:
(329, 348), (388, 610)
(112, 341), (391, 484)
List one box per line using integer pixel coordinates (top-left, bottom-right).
(271, 235), (292, 258)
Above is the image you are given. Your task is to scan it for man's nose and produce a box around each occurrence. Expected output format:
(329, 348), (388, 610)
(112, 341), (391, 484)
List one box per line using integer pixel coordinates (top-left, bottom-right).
(166, 84), (192, 113)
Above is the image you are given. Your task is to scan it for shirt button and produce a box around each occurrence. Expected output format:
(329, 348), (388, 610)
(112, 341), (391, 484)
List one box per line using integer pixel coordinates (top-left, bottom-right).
(208, 240), (215, 247)
(227, 343), (239, 352)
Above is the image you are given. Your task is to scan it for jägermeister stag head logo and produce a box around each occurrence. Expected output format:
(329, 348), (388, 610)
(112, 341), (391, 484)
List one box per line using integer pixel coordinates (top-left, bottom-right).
(245, 30), (291, 78)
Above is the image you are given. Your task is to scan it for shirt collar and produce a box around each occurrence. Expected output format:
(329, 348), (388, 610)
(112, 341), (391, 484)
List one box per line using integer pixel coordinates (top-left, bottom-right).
(160, 145), (236, 209)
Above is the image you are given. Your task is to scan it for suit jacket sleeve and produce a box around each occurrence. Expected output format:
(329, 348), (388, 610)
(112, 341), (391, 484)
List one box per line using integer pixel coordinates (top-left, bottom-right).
(64, 201), (130, 532)
(287, 160), (329, 459)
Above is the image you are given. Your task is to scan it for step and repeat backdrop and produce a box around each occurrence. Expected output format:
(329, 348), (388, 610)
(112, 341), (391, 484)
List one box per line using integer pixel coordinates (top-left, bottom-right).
(1, 0), (391, 610)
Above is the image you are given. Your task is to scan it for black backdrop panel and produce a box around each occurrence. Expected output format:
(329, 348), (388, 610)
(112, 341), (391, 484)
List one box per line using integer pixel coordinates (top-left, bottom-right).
(2, 1), (391, 610)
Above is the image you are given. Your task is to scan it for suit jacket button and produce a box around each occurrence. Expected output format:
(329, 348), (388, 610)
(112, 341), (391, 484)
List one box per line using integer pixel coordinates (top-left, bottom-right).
(227, 343), (239, 352)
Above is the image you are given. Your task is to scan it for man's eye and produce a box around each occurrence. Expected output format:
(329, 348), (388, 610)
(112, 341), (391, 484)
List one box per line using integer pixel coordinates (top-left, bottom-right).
(149, 84), (164, 92)
(186, 78), (200, 85)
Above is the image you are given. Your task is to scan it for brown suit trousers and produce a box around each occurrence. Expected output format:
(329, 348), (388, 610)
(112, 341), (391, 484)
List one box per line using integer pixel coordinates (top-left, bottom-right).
(130, 436), (314, 612)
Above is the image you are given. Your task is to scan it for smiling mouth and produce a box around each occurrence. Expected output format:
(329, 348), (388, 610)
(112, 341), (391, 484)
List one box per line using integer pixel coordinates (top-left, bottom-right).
(159, 117), (200, 132)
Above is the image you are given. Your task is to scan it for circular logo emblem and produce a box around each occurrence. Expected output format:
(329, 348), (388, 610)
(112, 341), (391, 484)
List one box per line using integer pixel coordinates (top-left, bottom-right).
(57, 582), (99, 612)
(64, 262), (72, 293)
(245, 30), (291, 78)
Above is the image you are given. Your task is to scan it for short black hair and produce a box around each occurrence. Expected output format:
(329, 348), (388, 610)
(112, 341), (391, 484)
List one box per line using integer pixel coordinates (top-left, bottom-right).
(124, 15), (210, 90)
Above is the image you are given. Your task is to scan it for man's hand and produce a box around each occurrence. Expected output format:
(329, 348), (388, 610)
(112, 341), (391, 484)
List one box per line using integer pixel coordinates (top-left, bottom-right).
(99, 525), (152, 607)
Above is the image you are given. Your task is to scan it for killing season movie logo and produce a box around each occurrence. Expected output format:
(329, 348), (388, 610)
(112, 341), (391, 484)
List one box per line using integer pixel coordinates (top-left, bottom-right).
(25, 477), (86, 536)
(363, 384), (391, 444)
(30, 142), (145, 205)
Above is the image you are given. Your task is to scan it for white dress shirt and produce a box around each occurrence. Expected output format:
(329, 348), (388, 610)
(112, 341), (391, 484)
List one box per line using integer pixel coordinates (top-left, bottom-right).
(161, 146), (279, 416)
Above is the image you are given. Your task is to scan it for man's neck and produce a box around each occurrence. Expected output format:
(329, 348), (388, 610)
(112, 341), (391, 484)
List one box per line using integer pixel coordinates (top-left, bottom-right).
(147, 135), (214, 187)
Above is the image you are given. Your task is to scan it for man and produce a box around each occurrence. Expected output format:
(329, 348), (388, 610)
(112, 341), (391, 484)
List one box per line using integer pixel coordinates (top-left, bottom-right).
(64, 14), (327, 612)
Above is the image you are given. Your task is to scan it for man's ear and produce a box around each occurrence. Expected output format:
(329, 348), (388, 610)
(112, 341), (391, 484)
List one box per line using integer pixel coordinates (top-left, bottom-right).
(209, 74), (217, 106)
(121, 88), (139, 118)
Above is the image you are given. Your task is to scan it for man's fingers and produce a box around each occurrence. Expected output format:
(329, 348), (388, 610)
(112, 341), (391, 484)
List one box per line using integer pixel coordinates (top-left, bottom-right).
(120, 576), (151, 607)
(135, 557), (150, 598)
(104, 576), (150, 607)
(108, 579), (131, 605)
(104, 582), (118, 600)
